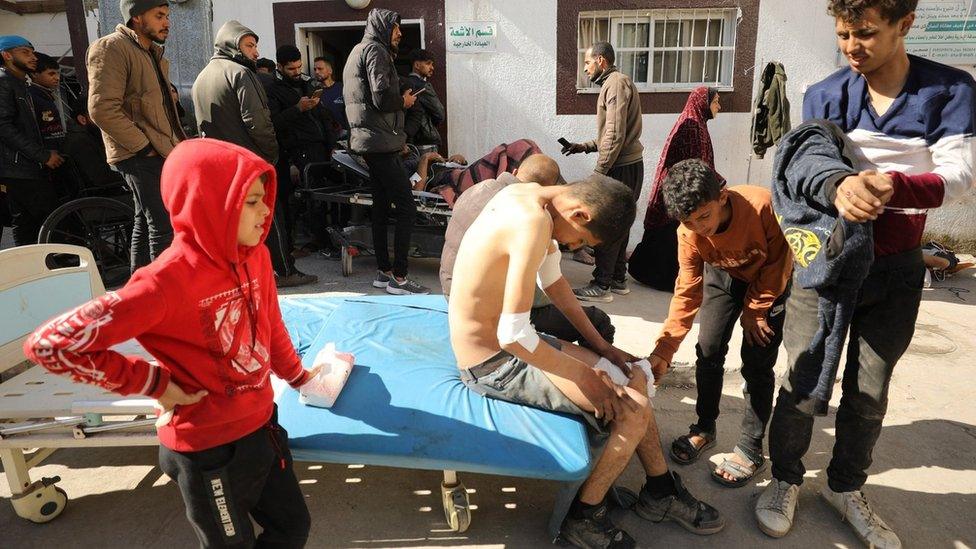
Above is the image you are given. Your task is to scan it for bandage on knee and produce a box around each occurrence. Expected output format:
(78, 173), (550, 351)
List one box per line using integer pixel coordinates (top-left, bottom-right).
(497, 311), (540, 352)
(536, 244), (562, 290)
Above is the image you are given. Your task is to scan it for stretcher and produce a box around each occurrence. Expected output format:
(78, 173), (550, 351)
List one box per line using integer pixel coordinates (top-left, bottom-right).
(0, 245), (158, 523)
(275, 295), (595, 536)
(1, 246), (597, 536)
(299, 149), (452, 276)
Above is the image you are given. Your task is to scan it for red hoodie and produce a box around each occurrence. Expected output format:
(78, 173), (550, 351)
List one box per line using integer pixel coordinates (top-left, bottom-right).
(24, 139), (309, 451)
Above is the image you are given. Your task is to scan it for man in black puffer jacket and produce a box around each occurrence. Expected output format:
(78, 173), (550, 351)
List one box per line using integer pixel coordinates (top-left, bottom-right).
(0, 35), (62, 246)
(343, 8), (428, 295)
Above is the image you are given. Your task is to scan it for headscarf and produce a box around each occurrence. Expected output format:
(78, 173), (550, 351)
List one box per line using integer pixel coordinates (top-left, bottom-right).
(644, 86), (724, 228)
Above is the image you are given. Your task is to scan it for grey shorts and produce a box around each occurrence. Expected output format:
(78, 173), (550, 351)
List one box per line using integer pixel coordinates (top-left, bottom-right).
(458, 334), (604, 434)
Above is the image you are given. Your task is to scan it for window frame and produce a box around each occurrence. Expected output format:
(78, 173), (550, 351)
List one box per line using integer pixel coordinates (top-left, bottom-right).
(576, 8), (739, 94)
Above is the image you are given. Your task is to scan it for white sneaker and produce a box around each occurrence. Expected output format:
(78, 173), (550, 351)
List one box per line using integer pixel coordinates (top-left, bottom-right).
(755, 480), (799, 538)
(820, 486), (901, 549)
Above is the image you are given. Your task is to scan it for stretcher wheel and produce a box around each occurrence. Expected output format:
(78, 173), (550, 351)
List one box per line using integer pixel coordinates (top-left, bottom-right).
(12, 477), (67, 523)
(441, 481), (471, 533)
(340, 246), (353, 277)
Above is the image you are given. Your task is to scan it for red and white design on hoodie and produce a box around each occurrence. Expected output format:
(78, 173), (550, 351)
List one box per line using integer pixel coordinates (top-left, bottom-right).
(24, 139), (310, 452)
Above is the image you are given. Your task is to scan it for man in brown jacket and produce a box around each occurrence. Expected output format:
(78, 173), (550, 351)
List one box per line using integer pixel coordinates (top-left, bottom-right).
(563, 41), (644, 302)
(88, 0), (185, 272)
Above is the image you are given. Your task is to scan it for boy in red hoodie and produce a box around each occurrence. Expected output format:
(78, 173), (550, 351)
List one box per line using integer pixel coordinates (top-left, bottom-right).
(25, 138), (315, 547)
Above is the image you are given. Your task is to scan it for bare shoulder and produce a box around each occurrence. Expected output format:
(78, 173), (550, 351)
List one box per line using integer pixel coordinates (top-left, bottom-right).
(484, 184), (552, 243)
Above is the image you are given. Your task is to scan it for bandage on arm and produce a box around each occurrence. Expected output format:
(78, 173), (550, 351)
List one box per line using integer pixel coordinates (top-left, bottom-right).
(497, 311), (540, 352)
(536, 240), (562, 290)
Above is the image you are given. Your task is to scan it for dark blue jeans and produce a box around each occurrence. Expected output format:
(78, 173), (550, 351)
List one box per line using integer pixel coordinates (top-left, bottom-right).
(115, 154), (171, 272)
(768, 248), (924, 492)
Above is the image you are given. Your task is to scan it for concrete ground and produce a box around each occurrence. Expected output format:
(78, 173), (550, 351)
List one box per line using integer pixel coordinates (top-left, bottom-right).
(2, 240), (975, 548)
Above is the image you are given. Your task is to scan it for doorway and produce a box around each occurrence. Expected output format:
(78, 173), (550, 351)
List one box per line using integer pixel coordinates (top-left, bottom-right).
(297, 20), (425, 81)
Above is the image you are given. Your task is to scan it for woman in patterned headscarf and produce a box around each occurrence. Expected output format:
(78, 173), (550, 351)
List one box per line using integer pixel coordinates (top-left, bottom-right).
(628, 86), (724, 291)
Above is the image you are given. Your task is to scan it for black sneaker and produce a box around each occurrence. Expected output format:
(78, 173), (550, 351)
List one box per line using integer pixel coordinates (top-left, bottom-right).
(386, 277), (430, 295)
(561, 503), (635, 549)
(276, 271), (318, 288)
(574, 282), (613, 303)
(372, 271), (392, 288)
(634, 472), (725, 535)
(610, 279), (630, 295)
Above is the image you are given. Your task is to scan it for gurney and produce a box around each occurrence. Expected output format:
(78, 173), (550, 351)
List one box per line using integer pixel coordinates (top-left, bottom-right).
(300, 148), (452, 276)
(1, 246), (597, 536)
(0, 245), (158, 523)
(275, 295), (595, 537)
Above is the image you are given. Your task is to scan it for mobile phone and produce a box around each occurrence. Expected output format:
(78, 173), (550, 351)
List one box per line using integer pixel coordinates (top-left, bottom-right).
(412, 87), (427, 96)
(558, 137), (571, 147)
(310, 89), (324, 99)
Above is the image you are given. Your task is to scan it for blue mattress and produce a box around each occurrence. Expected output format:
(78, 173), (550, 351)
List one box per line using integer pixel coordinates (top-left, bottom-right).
(276, 295), (592, 481)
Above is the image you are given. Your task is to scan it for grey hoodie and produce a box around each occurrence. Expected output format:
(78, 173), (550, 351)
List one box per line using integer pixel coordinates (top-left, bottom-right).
(191, 20), (277, 162)
(342, 8), (406, 153)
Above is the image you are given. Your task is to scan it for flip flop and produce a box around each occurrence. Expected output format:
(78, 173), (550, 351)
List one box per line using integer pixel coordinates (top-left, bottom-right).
(669, 426), (716, 465)
(710, 455), (766, 488)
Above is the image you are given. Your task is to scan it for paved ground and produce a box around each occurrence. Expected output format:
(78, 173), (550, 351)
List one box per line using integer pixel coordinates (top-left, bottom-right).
(3, 240), (975, 548)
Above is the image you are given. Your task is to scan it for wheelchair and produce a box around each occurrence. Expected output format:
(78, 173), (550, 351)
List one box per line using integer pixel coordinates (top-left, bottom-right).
(37, 156), (134, 289)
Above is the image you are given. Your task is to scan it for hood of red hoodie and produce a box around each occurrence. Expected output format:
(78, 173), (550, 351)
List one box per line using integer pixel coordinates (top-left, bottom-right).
(161, 138), (276, 267)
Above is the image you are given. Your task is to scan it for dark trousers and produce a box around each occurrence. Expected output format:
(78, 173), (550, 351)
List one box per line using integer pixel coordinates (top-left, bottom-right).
(530, 303), (615, 349)
(768, 249), (923, 492)
(158, 409), (311, 548)
(363, 152), (416, 278)
(592, 160), (644, 287)
(628, 220), (679, 292)
(2, 176), (59, 246)
(115, 155), (171, 272)
(268, 158), (297, 277)
(694, 265), (788, 459)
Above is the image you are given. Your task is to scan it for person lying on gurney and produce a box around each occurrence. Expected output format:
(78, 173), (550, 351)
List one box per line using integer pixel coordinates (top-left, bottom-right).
(448, 175), (725, 548)
(401, 145), (467, 191)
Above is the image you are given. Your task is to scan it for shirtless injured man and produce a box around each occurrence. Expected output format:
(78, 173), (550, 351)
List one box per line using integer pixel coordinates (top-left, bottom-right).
(449, 175), (724, 548)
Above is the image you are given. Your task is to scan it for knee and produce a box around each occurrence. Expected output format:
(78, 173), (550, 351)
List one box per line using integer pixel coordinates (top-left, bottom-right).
(695, 341), (727, 365)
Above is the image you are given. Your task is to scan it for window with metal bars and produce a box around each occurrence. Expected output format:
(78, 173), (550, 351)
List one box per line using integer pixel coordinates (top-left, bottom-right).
(577, 8), (738, 91)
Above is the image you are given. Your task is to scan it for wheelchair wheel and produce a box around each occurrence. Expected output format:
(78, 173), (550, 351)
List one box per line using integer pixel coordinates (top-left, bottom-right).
(39, 197), (134, 289)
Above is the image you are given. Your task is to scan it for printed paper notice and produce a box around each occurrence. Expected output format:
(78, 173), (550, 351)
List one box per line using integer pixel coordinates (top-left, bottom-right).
(906, 0), (976, 64)
(447, 22), (497, 53)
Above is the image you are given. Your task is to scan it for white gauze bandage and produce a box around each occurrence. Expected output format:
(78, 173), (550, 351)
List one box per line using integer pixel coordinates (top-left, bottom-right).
(497, 311), (540, 352)
(536, 245), (562, 290)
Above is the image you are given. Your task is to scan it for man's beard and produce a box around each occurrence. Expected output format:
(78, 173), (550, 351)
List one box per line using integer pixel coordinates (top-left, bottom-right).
(12, 59), (34, 74)
(588, 67), (605, 83)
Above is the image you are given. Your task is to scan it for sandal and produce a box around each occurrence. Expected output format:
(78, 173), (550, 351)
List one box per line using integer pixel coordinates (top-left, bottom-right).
(669, 425), (716, 465)
(710, 450), (766, 488)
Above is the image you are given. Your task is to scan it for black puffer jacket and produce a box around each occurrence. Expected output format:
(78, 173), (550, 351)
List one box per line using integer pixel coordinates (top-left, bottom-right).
(342, 8), (406, 154)
(0, 68), (47, 179)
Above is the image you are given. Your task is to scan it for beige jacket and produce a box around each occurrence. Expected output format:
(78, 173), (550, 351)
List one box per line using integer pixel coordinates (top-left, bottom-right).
(87, 24), (185, 164)
(583, 68), (644, 173)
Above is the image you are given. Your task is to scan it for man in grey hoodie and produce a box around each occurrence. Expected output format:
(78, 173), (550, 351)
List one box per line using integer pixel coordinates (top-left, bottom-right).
(343, 8), (428, 295)
(191, 20), (277, 163)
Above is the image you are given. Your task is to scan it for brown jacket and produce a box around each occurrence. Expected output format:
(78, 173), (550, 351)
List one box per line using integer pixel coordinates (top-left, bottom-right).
(583, 68), (644, 173)
(87, 24), (185, 164)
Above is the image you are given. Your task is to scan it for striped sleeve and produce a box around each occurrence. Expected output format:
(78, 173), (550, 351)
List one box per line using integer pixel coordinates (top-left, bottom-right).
(926, 78), (976, 203)
(22, 282), (170, 398)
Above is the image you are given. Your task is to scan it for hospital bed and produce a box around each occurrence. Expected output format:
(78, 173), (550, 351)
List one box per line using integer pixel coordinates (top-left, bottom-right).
(0, 246), (599, 537)
(298, 148), (453, 276)
(0, 245), (158, 523)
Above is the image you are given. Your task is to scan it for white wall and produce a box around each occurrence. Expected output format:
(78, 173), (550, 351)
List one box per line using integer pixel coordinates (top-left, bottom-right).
(154, 0), (976, 240)
(0, 11), (70, 57)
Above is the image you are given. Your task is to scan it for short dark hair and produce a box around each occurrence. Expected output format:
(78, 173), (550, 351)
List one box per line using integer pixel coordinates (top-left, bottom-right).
(588, 41), (615, 66)
(567, 174), (636, 245)
(410, 48), (435, 63)
(256, 57), (276, 71)
(662, 159), (723, 220)
(313, 56), (332, 67)
(276, 45), (302, 65)
(827, 0), (918, 23)
(31, 52), (59, 73)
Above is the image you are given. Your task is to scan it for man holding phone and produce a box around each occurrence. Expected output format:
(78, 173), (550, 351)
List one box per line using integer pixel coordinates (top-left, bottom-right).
(264, 44), (338, 287)
(562, 41), (645, 302)
(403, 48), (444, 148)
